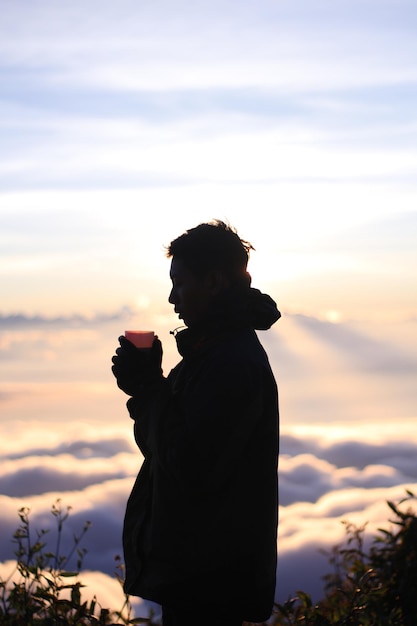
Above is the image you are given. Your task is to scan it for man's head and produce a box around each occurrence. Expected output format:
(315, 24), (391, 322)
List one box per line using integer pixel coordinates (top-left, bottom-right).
(166, 220), (253, 328)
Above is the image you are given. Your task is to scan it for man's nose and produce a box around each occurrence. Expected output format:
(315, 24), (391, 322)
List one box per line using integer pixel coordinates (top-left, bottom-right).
(168, 288), (176, 304)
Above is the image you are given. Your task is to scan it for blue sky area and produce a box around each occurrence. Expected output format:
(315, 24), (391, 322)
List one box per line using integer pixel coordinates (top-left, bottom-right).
(1, 0), (416, 318)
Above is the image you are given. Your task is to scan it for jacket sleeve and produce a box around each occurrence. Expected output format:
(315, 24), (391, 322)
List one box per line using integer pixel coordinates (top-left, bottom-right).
(127, 346), (277, 496)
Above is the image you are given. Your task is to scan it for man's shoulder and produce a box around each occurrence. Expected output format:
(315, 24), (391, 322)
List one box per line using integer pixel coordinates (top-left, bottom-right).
(211, 327), (270, 367)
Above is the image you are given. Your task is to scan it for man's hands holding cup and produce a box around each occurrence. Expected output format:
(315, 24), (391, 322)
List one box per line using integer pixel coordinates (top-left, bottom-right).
(111, 333), (163, 396)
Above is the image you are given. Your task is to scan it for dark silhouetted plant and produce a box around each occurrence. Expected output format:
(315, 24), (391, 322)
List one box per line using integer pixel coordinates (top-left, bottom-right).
(0, 499), (150, 625)
(272, 490), (417, 626)
(1, 493), (416, 625)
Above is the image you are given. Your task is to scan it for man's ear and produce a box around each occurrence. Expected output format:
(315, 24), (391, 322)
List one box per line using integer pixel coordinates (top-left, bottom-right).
(206, 269), (230, 296)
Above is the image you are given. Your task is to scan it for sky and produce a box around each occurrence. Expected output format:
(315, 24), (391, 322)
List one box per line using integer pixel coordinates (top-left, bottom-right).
(1, 0), (417, 620)
(1, 0), (416, 320)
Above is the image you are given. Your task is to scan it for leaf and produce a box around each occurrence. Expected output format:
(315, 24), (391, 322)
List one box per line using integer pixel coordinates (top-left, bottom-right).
(33, 589), (55, 601)
(296, 590), (313, 608)
(61, 582), (86, 590)
(89, 596), (97, 615)
(71, 583), (81, 606)
(386, 500), (398, 514)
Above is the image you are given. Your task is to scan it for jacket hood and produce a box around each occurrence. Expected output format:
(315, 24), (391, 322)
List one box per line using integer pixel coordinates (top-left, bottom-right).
(206, 285), (281, 332)
(243, 287), (281, 330)
(173, 286), (280, 357)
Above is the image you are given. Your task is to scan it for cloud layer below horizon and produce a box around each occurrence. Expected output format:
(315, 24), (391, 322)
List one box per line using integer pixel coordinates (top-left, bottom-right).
(1, 311), (416, 615)
(0, 423), (416, 613)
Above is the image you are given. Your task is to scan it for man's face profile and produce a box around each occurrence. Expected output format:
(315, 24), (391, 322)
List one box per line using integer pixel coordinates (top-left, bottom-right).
(168, 258), (217, 328)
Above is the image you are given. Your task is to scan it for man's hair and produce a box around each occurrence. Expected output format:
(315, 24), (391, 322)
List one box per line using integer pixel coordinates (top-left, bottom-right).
(166, 220), (254, 286)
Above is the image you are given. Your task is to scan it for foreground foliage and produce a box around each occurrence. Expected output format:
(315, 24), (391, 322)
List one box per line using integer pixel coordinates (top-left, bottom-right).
(273, 490), (417, 626)
(0, 492), (416, 625)
(0, 500), (145, 625)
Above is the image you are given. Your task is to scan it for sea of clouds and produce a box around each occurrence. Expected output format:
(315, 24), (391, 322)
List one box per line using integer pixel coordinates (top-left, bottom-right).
(1, 310), (416, 619)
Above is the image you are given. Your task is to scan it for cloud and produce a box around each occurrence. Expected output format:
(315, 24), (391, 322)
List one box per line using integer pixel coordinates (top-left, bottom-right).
(0, 452), (137, 497)
(262, 314), (417, 423)
(2, 0), (416, 94)
(1, 312), (417, 615)
(279, 454), (409, 507)
(0, 0), (415, 328)
(1, 313), (416, 430)
(316, 439), (417, 473)
(0, 308), (133, 328)
(292, 313), (417, 374)
(1, 0), (416, 200)
(0, 424), (416, 610)
(0, 430), (143, 498)
(277, 483), (417, 601)
(5, 436), (135, 461)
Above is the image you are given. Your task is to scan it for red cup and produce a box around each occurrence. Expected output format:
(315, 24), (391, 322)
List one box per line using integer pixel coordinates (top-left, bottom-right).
(125, 330), (155, 349)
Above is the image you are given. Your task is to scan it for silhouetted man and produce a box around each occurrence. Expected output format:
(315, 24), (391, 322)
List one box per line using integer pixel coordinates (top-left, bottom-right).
(112, 220), (280, 626)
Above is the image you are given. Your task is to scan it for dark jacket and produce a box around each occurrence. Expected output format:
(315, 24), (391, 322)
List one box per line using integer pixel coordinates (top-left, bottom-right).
(123, 288), (280, 622)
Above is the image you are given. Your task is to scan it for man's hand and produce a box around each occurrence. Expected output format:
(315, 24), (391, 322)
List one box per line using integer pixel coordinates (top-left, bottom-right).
(111, 335), (163, 396)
